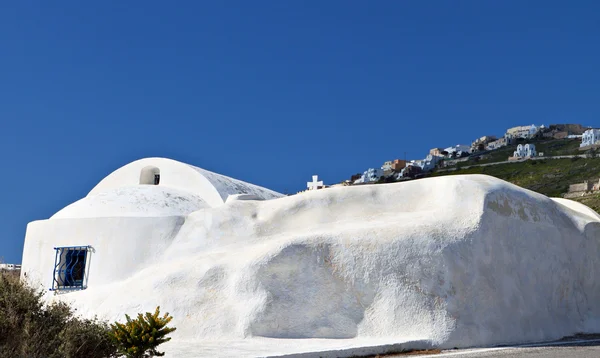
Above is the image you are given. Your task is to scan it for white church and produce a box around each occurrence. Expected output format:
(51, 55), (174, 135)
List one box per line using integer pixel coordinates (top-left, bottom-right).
(21, 157), (282, 293)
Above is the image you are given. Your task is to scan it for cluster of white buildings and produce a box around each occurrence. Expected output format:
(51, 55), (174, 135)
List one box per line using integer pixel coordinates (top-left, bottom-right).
(470, 124), (544, 152)
(330, 123), (596, 188)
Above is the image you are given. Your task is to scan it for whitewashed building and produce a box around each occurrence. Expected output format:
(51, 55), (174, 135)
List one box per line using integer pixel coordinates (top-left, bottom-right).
(21, 157), (283, 295)
(409, 154), (444, 172)
(444, 145), (471, 156)
(486, 138), (509, 150)
(506, 124), (539, 139)
(0, 263), (21, 271)
(354, 168), (384, 184)
(580, 129), (600, 148)
(513, 144), (537, 158)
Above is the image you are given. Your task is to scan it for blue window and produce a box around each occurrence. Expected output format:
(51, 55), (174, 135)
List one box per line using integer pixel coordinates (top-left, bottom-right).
(51, 246), (90, 291)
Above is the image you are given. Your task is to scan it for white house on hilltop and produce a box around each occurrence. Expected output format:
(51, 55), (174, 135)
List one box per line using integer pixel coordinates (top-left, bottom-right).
(513, 144), (537, 158)
(20, 157), (283, 294)
(580, 129), (600, 148)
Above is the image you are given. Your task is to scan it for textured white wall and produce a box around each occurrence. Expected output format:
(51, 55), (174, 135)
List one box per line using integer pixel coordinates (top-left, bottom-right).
(52, 185), (208, 219)
(21, 216), (184, 289)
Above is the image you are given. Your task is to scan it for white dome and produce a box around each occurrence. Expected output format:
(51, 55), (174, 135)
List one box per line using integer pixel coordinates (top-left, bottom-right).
(87, 157), (283, 207)
(52, 185), (208, 219)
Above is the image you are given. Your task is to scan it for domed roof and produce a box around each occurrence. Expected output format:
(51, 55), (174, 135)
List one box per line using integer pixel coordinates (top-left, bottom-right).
(87, 157), (282, 207)
(52, 185), (209, 219)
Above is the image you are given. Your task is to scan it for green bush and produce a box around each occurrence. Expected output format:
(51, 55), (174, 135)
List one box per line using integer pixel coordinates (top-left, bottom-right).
(59, 317), (117, 358)
(109, 306), (176, 358)
(0, 272), (117, 358)
(0, 272), (44, 357)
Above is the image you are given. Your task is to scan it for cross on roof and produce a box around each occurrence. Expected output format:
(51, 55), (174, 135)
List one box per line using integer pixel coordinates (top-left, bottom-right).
(307, 175), (323, 191)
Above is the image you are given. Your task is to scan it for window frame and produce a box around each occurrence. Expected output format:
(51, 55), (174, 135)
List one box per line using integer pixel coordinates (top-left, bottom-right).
(50, 245), (91, 292)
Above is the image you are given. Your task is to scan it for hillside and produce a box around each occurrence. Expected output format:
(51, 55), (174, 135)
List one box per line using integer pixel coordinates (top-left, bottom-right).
(430, 139), (600, 212)
(472, 138), (582, 165)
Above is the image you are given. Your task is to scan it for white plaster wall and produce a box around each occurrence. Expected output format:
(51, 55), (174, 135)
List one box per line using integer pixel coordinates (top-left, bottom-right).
(52, 185), (208, 219)
(22, 174), (600, 356)
(21, 216), (185, 290)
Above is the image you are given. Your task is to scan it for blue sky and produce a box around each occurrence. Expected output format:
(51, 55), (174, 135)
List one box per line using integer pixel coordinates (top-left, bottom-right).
(1, 1), (599, 263)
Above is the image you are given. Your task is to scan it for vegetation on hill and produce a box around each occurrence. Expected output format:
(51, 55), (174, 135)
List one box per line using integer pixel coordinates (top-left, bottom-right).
(432, 157), (600, 209)
(422, 138), (600, 213)
(448, 138), (582, 167)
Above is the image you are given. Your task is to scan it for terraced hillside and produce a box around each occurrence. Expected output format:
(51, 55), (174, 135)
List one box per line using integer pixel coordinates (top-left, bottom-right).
(429, 139), (600, 213)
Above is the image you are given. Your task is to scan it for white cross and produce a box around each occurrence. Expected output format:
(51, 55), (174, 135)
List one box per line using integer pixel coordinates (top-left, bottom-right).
(307, 175), (323, 191)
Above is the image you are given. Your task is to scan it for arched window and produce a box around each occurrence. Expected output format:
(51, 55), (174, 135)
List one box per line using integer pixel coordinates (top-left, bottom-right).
(140, 166), (160, 185)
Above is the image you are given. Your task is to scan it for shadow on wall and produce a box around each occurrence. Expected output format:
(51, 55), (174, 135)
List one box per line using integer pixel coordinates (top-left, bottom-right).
(249, 243), (375, 339)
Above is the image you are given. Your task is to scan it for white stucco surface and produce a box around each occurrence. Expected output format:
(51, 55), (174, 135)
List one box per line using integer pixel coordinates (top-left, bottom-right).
(21, 173), (600, 357)
(52, 185), (208, 219)
(88, 157), (283, 206)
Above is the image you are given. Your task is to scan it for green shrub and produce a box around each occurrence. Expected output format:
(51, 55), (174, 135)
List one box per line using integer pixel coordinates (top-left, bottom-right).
(59, 317), (117, 358)
(0, 272), (117, 358)
(20, 301), (72, 358)
(109, 306), (176, 358)
(0, 272), (44, 357)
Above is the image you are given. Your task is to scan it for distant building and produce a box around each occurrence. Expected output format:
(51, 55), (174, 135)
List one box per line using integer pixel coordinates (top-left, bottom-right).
(429, 148), (444, 156)
(565, 179), (600, 198)
(398, 163), (423, 179)
(580, 129), (600, 149)
(391, 159), (407, 171)
(510, 144), (536, 159)
(410, 154), (443, 172)
(0, 263), (21, 271)
(444, 144), (471, 156)
(486, 137), (509, 151)
(381, 161), (393, 176)
(506, 124), (539, 139)
(354, 168), (383, 184)
(382, 159), (407, 176)
(0, 263), (21, 276)
(569, 181), (595, 193)
(471, 136), (497, 152)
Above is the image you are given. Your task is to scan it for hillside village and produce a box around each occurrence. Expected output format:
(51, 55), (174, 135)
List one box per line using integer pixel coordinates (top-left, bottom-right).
(306, 123), (600, 210)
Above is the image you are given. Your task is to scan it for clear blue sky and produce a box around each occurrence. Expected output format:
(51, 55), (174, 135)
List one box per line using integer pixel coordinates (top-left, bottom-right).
(1, 1), (599, 263)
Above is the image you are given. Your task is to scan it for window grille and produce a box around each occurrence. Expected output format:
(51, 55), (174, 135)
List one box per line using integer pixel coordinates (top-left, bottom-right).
(51, 246), (91, 291)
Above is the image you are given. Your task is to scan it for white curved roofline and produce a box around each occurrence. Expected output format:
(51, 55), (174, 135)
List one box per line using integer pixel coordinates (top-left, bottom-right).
(88, 157), (282, 207)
